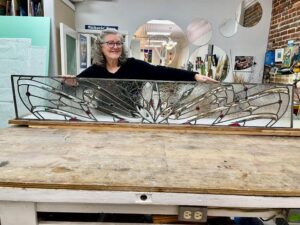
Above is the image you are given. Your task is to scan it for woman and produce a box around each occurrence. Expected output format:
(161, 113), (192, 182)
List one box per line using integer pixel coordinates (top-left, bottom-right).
(77, 29), (218, 83)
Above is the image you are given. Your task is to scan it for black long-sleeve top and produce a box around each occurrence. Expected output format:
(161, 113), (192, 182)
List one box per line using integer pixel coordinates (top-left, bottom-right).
(78, 58), (196, 81)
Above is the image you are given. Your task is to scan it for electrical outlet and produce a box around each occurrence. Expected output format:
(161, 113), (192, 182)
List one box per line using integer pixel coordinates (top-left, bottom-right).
(178, 206), (207, 222)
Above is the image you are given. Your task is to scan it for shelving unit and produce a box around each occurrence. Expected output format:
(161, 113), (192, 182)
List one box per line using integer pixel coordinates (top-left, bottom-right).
(27, 0), (43, 16)
(2, 0), (43, 16)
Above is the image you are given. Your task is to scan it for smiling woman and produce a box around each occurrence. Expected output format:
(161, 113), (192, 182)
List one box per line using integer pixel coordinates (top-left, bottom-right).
(77, 29), (218, 83)
(92, 30), (127, 74)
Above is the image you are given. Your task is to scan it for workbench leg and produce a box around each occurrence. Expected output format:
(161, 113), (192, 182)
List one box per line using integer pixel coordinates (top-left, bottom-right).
(0, 201), (37, 225)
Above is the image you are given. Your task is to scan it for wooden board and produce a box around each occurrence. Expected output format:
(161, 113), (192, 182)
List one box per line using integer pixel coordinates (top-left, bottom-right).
(9, 119), (300, 137)
(0, 127), (300, 197)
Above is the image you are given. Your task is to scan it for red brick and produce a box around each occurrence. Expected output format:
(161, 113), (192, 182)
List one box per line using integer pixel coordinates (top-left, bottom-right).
(268, 0), (300, 50)
(293, 1), (300, 7)
(288, 28), (296, 34)
(274, 19), (280, 24)
(282, 18), (294, 26)
(271, 24), (277, 30)
(278, 41), (285, 46)
(280, 30), (288, 35)
(273, 1), (280, 8)
(291, 33), (299, 39)
(283, 34), (292, 40)
(273, 14), (281, 20)
(271, 18), (277, 24)
(289, 8), (296, 13)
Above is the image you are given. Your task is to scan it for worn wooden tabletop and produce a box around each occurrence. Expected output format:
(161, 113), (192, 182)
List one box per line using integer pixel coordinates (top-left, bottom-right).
(0, 127), (299, 196)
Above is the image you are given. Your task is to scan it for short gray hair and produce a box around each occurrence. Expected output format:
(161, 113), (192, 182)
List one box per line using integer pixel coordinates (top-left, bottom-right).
(92, 29), (128, 66)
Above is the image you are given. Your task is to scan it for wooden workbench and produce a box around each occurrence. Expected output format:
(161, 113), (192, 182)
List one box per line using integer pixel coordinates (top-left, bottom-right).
(0, 126), (300, 225)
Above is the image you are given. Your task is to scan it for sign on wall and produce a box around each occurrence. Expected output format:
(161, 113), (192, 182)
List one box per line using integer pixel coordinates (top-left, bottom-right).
(85, 25), (119, 30)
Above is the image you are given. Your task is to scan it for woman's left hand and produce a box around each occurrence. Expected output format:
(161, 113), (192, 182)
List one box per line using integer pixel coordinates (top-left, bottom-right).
(194, 74), (219, 83)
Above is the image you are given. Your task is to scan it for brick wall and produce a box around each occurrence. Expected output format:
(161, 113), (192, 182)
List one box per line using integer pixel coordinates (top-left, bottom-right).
(268, 0), (300, 50)
(243, 2), (263, 27)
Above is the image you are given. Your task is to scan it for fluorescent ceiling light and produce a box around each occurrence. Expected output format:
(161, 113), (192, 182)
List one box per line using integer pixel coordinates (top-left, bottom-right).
(145, 44), (162, 48)
(147, 20), (175, 25)
(149, 40), (165, 43)
(147, 32), (171, 36)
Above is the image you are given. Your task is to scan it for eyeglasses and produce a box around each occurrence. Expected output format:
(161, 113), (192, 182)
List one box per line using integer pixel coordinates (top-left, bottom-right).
(103, 41), (123, 48)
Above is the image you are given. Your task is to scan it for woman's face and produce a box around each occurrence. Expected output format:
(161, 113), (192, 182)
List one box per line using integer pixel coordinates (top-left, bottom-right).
(101, 34), (123, 61)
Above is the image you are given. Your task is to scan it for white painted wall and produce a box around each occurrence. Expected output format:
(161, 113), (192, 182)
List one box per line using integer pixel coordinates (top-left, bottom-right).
(74, 0), (272, 83)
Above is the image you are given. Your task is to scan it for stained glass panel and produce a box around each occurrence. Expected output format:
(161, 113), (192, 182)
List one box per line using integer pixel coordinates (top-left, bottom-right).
(11, 75), (293, 127)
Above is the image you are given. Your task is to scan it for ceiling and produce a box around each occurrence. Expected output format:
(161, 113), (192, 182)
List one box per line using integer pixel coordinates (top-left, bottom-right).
(134, 22), (186, 41)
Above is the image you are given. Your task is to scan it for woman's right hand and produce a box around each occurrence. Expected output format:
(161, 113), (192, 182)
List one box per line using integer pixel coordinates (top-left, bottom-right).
(61, 75), (78, 86)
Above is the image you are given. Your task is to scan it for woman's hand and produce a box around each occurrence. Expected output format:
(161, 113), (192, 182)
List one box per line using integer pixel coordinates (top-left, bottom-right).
(194, 74), (219, 83)
(61, 75), (78, 86)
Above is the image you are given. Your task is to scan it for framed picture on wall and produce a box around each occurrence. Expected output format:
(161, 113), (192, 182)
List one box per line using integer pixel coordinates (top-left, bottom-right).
(275, 48), (284, 62)
(234, 56), (254, 71)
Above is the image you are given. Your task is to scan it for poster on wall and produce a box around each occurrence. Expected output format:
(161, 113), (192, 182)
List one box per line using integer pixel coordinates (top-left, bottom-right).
(234, 56), (254, 72)
(80, 34), (87, 69)
(275, 48), (284, 63)
(282, 46), (297, 68)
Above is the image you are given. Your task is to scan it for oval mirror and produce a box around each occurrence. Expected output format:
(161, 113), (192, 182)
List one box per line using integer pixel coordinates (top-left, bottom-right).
(186, 18), (212, 46)
(188, 44), (229, 81)
(219, 18), (238, 37)
(236, 0), (263, 27)
(131, 20), (189, 69)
